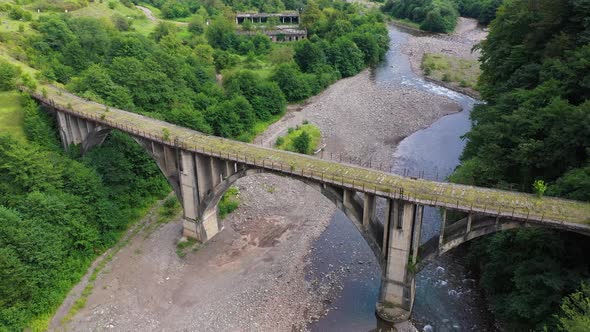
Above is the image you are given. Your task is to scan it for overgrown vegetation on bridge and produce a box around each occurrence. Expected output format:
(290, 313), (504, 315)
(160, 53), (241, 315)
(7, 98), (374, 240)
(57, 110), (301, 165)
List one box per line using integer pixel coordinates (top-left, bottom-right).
(449, 0), (590, 329)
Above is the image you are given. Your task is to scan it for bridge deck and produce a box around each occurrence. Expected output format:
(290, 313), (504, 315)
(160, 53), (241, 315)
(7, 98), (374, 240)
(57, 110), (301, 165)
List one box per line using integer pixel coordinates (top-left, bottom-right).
(32, 84), (589, 228)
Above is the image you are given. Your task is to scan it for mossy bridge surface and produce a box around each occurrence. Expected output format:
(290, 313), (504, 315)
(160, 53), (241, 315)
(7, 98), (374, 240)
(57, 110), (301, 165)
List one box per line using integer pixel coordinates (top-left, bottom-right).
(28, 83), (590, 324)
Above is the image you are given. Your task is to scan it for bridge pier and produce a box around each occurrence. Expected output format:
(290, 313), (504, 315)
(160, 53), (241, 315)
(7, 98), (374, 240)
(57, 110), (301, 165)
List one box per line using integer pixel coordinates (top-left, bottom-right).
(377, 201), (423, 323)
(55, 111), (111, 153)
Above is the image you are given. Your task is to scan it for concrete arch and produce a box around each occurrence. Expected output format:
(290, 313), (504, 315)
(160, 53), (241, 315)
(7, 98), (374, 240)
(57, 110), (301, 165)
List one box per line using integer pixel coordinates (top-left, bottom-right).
(416, 213), (590, 272)
(199, 166), (385, 264)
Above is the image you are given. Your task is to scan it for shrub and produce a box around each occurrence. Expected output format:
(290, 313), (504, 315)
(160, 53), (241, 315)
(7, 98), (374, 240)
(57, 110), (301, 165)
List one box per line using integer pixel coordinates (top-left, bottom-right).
(275, 136), (285, 147)
(0, 60), (21, 91)
(532, 180), (548, 198)
(292, 131), (311, 154)
(218, 186), (239, 219)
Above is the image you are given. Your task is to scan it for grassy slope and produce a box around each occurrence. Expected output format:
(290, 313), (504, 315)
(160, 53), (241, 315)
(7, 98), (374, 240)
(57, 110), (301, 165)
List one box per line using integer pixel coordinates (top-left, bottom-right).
(0, 90), (26, 141)
(70, 1), (157, 35)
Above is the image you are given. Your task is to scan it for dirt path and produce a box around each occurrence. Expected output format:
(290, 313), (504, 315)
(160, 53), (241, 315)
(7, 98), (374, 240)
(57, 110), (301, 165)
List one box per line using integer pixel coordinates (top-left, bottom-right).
(136, 6), (157, 22)
(59, 175), (335, 331)
(136, 5), (188, 26)
(49, 194), (176, 330)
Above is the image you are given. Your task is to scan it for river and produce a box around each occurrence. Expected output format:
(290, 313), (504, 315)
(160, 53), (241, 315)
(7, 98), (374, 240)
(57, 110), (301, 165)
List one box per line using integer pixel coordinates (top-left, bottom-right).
(307, 25), (498, 332)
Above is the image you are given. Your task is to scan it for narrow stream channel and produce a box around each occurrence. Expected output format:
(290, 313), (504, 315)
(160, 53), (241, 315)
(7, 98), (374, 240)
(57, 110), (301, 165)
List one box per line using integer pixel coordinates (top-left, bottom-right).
(307, 25), (498, 332)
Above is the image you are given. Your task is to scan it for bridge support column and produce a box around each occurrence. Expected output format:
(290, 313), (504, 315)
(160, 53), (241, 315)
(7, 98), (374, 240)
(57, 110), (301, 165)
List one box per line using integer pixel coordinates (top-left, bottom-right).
(377, 201), (423, 323)
(363, 193), (375, 228)
(55, 111), (110, 153)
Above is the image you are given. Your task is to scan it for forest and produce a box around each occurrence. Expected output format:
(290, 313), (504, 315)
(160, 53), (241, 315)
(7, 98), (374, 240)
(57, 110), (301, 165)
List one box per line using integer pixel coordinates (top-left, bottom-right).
(0, 0), (387, 329)
(381, 0), (502, 32)
(1, 0), (387, 141)
(448, 0), (590, 330)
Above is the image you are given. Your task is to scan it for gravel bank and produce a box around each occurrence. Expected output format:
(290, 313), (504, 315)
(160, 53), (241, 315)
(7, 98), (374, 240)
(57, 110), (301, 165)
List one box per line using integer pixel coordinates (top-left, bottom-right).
(258, 68), (460, 169)
(402, 17), (485, 74)
(61, 174), (335, 331)
(400, 18), (486, 98)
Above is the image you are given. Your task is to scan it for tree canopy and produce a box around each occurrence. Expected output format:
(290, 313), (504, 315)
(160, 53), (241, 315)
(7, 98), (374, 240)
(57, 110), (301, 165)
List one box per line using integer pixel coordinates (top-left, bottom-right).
(450, 0), (590, 330)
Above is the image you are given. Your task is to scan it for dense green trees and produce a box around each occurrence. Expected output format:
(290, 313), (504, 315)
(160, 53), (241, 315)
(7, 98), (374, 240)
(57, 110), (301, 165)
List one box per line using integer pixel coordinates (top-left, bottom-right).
(382, 0), (503, 32)
(0, 97), (169, 330)
(449, 0), (590, 330)
(19, 0), (387, 139)
(555, 283), (590, 331)
(454, 0), (590, 197)
(453, 0), (501, 24)
(382, 0), (459, 33)
(467, 229), (590, 330)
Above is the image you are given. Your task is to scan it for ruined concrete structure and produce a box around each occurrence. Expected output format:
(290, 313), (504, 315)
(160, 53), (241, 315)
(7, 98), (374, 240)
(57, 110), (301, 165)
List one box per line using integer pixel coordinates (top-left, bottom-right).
(235, 11), (300, 24)
(235, 12), (307, 42)
(237, 28), (307, 41)
(30, 85), (590, 325)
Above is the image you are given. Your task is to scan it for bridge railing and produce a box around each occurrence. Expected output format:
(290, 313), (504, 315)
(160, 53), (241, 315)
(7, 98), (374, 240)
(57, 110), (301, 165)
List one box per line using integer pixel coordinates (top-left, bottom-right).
(33, 91), (590, 229)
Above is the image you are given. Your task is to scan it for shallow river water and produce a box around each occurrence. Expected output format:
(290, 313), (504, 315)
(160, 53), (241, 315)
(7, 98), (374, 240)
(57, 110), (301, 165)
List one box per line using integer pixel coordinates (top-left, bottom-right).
(307, 25), (498, 332)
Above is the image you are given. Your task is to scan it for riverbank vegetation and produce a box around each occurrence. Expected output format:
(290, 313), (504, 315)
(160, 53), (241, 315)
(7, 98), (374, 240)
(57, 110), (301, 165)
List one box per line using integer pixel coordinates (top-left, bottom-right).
(449, 0), (590, 329)
(275, 122), (321, 154)
(0, 95), (169, 331)
(382, 0), (502, 32)
(219, 186), (240, 219)
(421, 53), (479, 90)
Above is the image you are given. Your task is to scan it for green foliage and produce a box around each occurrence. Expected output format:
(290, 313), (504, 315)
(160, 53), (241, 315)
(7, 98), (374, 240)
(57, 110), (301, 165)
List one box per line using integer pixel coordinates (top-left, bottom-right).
(271, 63), (312, 102)
(14, 5), (386, 144)
(274, 123), (321, 155)
(162, 127), (171, 141)
(555, 282), (590, 331)
(292, 130), (311, 154)
(328, 37), (364, 77)
(224, 70), (286, 120)
(452, 1), (590, 330)
(453, 0), (590, 197)
(453, 0), (502, 25)
(468, 229), (590, 330)
(301, 0), (322, 31)
(205, 96), (256, 138)
(0, 98), (169, 330)
(218, 186), (239, 219)
(533, 179), (548, 198)
(160, 196), (180, 218)
(382, 0), (459, 33)
(275, 136), (285, 146)
(188, 15), (205, 35)
(161, 0), (191, 19)
(547, 166), (590, 202)
(0, 60), (21, 91)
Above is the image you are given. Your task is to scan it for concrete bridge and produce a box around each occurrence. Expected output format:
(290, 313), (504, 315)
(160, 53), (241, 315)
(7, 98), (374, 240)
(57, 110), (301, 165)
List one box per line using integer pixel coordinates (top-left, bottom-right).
(29, 84), (590, 323)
